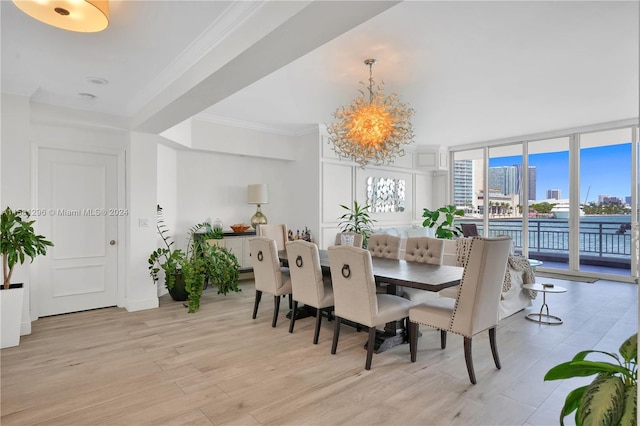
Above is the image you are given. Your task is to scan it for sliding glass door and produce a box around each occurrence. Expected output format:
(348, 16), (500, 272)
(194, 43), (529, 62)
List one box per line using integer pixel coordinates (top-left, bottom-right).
(450, 124), (638, 283)
(579, 128), (633, 278)
(527, 137), (571, 269)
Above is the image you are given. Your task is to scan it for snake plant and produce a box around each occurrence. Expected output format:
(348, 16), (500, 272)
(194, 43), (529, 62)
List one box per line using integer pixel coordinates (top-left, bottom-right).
(544, 333), (637, 425)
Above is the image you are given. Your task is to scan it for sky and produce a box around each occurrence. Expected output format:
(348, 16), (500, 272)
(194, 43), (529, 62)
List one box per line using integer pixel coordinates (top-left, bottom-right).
(489, 143), (633, 202)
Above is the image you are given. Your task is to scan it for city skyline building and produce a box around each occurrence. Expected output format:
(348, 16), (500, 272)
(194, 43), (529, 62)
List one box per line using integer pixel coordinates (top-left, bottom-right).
(453, 160), (474, 210)
(547, 189), (561, 199)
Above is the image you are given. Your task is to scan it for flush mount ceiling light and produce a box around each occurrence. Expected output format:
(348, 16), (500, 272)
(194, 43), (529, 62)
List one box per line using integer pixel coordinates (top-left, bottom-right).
(327, 58), (415, 168)
(13, 0), (109, 32)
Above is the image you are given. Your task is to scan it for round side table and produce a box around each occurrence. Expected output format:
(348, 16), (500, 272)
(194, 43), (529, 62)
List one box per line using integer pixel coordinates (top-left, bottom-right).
(528, 259), (543, 273)
(523, 283), (567, 325)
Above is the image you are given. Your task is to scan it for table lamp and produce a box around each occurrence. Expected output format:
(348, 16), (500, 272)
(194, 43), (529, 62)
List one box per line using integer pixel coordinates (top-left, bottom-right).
(247, 184), (268, 229)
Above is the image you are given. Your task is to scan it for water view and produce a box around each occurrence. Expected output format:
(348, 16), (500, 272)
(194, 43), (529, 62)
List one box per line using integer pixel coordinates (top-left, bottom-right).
(460, 215), (634, 272)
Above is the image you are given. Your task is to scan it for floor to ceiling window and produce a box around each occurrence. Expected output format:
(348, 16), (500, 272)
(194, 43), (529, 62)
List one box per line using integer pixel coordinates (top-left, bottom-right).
(579, 128), (633, 278)
(487, 145), (523, 248)
(450, 124), (638, 283)
(527, 137), (571, 268)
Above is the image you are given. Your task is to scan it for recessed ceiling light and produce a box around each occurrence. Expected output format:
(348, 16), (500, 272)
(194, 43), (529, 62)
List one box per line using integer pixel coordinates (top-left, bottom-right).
(78, 93), (97, 100)
(87, 77), (109, 85)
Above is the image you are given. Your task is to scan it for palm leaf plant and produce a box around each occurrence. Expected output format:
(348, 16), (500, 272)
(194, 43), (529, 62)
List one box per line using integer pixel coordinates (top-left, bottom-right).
(338, 201), (376, 248)
(544, 333), (637, 425)
(421, 205), (464, 239)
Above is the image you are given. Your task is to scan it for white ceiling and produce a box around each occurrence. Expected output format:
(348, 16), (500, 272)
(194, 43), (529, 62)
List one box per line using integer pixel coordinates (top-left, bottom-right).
(2, 1), (638, 147)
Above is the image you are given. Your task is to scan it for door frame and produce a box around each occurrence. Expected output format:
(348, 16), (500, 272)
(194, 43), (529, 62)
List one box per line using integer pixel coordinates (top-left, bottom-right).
(31, 141), (126, 321)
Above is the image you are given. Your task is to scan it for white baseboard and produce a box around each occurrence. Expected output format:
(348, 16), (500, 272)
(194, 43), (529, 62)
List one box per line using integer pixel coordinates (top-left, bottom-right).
(20, 321), (31, 336)
(125, 297), (159, 312)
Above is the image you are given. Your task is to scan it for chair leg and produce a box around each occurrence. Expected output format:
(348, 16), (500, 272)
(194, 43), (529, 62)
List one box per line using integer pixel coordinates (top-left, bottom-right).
(409, 321), (418, 362)
(365, 326), (376, 370)
(464, 337), (477, 385)
(272, 295), (280, 328)
(252, 290), (262, 319)
(489, 327), (501, 369)
(313, 308), (322, 344)
(440, 330), (447, 349)
(331, 317), (341, 354)
(289, 300), (298, 333)
(288, 293), (292, 310)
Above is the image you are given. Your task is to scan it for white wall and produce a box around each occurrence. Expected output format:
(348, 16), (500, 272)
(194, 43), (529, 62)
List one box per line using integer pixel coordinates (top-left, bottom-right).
(318, 128), (440, 248)
(127, 132), (160, 311)
(287, 128), (321, 242)
(1, 94), (32, 335)
(174, 149), (294, 249)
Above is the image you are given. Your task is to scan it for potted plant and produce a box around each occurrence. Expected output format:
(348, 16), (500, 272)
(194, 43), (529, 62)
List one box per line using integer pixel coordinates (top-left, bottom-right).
(1, 207), (53, 348)
(421, 205), (464, 239)
(148, 207), (240, 313)
(148, 205), (187, 301)
(338, 201), (376, 248)
(184, 222), (241, 312)
(544, 332), (637, 425)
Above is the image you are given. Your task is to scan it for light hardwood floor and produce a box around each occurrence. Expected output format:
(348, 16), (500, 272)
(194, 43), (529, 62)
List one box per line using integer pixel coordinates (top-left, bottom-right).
(1, 277), (637, 425)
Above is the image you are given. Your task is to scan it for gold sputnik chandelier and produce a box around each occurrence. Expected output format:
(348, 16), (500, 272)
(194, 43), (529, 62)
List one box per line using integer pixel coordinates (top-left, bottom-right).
(327, 58), (414, 168)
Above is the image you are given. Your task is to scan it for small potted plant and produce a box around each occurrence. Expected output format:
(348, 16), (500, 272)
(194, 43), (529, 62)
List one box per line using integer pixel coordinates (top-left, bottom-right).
(1, 206), (53, 348)
(422, 204), (464, 239)
(338, 201), (376, 248)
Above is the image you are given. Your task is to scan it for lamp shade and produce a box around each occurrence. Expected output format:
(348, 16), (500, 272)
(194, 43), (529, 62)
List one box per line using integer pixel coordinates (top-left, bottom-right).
(13, 0), (109, 33)
(247, 184), (268, 205)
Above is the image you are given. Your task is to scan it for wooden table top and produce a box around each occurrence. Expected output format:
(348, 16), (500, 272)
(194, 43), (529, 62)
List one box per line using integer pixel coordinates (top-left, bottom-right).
(279, 249), (463, 292)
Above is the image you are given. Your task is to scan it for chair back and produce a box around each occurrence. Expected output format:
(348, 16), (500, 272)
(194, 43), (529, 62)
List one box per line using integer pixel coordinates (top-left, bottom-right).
(285, 240), (327, 307)
(461, 223), (480, 237)
(249, 237), (287, 293)
(450, 236), (511, 337)
(334, 232), (363, 248)
(327, 245), (378, 327)
(404, 237), (445, 265)
(367, 234), (402, 259)
(257, 224), (288, 251)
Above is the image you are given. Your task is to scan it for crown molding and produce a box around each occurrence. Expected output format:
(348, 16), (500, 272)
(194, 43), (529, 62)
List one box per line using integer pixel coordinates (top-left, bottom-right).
(195, 113), (317, 137)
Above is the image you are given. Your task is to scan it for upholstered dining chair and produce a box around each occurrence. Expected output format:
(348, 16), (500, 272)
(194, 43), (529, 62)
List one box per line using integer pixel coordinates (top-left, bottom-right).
(327, 245), (414, 370)
(367, 234), (403, 294)
(249, 237), (292, 327)
(367, 234), (402, 259)
(334, 232), (363, 248)
(402, 237), (446, 304)
(285, 240), (334, 344)
(257, 224), (288, 251)
(408, 236), (511, 384)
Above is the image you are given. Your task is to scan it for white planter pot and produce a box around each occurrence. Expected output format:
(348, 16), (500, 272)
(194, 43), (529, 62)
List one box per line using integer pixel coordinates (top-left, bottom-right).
(0, 284), (24, 349)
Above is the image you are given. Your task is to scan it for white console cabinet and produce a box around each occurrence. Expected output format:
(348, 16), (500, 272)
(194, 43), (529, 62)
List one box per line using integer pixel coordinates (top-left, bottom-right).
(222, 232), (254, 270)
(205, 231), (255, 271)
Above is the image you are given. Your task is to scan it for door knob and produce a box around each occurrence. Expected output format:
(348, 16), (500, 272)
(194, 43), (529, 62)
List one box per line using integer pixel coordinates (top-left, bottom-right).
(109, 240), (116, 245)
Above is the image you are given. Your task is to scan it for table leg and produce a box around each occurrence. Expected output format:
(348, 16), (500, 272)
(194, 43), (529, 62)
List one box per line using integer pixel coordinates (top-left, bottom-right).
(526, 291), (563, 325)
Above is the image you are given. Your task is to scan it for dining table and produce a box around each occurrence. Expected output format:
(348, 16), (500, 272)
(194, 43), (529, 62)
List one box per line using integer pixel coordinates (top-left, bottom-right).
(278, 249), (464, 353)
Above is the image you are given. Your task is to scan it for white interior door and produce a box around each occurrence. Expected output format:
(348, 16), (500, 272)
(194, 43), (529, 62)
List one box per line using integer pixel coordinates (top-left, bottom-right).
(36, 148), (119, 316)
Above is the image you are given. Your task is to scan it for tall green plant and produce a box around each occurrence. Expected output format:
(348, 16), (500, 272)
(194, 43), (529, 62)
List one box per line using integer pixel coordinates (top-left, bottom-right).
(148, 205), (181, 291)
(338, 201), (376, 247)
(544, 333), (637, 426)
(1, 207), (53, 289)
(421, 205), (464, 239)
(149, 211), (240, 313)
